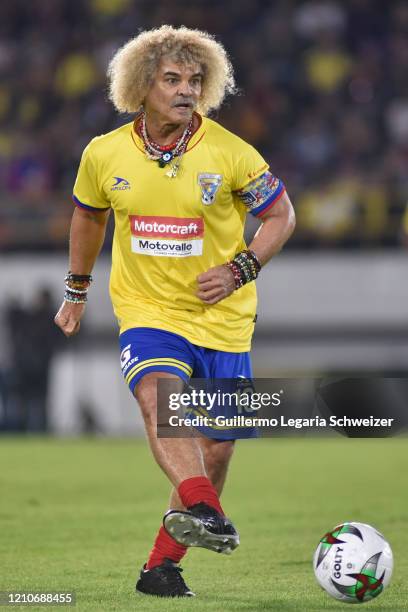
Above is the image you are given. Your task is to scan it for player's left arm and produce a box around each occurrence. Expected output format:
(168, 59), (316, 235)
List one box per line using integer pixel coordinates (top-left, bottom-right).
(247, 190), (295, 265)
(197, 191), (295, 305)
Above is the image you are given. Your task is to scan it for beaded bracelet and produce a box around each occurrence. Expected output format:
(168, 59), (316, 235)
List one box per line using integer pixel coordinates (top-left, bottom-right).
(227, 260), (244, 288)
(65, 272), (93, 283)
(226, 249), (262, 290)
(64, 282), (88, 294)
(64, 288), (88, 304)
(65, 272), (92, 288)
(64, 271), (93, 304)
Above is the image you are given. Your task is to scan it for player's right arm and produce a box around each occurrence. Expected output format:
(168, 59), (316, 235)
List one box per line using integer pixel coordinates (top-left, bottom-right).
(54, 206), (110, 337)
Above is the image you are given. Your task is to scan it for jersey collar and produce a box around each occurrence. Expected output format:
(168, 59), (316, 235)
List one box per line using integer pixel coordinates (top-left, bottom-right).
(186, 112), (206, 152)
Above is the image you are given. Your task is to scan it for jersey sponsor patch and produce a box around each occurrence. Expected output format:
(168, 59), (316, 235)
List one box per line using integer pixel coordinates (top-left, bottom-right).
(237, 171), (284, 216)
(129, 215), (204, 257)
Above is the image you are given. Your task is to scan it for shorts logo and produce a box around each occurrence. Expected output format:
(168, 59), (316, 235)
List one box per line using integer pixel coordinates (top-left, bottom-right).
(120, 344), (132, 368)
(198, 173), (222, 205)
(129, 215), (204, 257)
(111, 177), (131, 191)
(120, 344), (139, 373)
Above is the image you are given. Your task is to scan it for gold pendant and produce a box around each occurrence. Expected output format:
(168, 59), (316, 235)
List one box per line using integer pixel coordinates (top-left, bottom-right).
(165, 164), (178, 178)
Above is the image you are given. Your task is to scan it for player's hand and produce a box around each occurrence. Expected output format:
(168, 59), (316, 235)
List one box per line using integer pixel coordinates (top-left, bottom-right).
(196, 264), (235, 304)
(54, 301), (86, 337)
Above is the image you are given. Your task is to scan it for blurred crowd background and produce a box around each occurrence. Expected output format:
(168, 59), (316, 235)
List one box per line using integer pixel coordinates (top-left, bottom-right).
(1, 0), (407, 434)
(1, 0), (408, 251)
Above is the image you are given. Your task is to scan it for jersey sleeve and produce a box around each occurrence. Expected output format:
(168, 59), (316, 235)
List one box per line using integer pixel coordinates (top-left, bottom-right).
(233, 145), (286, 218)
(72, 143), (110, 211)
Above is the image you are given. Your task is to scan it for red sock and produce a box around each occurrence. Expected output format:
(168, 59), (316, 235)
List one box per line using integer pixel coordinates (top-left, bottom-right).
(178, 476), (224, 515)
(146, 526), (187, 569)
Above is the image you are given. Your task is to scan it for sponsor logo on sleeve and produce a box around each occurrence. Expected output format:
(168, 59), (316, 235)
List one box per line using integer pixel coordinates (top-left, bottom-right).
(247, 163), (268, 179)
(111, 177), (131, 191)
(129, 215), (204, 257)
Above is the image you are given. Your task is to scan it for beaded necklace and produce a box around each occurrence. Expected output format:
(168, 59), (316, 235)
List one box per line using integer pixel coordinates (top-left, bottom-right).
(139, 112), (193, 178)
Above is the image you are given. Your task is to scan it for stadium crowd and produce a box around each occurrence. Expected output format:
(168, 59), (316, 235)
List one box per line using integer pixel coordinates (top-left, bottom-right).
(1, 0), (407, 250)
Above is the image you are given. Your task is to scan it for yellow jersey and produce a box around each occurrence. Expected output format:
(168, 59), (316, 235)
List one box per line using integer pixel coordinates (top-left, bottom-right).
(73, 114), (285, 351)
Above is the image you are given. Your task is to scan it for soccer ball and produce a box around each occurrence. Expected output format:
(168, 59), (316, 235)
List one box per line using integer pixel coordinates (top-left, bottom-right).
(313, 522), (393, 604)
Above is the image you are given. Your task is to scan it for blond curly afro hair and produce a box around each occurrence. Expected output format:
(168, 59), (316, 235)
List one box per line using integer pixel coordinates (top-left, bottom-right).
(107, 25), (236, 116)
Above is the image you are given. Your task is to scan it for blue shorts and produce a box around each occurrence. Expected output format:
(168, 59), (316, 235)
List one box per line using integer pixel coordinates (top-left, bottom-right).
(119, 327), (257, 440)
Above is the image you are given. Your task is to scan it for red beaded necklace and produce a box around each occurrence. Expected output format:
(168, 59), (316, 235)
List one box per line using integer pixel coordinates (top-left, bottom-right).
(138, 112), (193, 158)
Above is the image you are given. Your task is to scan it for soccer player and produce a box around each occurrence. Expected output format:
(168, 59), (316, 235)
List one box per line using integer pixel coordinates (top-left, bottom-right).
(54, 26), (295, 597)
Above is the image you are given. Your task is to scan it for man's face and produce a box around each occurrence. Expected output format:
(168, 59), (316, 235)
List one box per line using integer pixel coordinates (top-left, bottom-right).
(144, 58), (203, 123)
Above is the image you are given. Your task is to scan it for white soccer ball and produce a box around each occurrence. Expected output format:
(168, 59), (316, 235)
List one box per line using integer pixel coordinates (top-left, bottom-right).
(313, 522), (393, 604)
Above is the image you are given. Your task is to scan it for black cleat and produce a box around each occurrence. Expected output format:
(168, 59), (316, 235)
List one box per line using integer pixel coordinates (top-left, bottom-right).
(135, 559), (195, 598)
(163, 502), (240, 554)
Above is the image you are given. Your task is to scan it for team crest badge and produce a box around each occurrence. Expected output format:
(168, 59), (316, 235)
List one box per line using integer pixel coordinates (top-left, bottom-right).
(198, 173), (222, 205)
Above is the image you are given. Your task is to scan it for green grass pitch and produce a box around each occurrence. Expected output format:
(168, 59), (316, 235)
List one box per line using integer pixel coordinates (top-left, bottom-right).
(1, 436), (407, 611)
